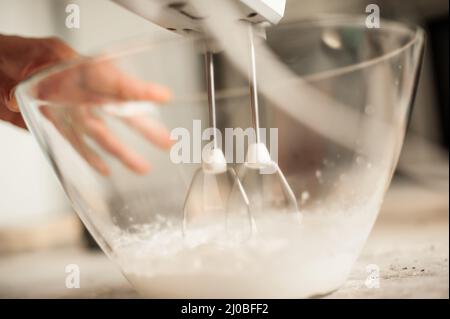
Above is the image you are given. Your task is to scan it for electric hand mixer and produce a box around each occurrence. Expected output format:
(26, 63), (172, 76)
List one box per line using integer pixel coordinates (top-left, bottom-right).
(111, 0), (300, 238)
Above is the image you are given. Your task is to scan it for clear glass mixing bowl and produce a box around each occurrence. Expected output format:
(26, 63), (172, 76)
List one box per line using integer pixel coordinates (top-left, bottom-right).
(16, 16), (424, 298)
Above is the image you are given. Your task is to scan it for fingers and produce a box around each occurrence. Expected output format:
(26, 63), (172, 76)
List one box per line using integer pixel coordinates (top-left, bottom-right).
(41, 105), (154, 176)
(115, 73), (172, 102)
(125, 116), (173, 150)
(36, 61), (172, 109)
(40, 106), (110, 176)
(83, 61), (171, 103)
(82, 110), (151, 174)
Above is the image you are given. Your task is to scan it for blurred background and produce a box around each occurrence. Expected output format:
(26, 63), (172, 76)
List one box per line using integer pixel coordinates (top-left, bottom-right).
(0, 0), (447, 297)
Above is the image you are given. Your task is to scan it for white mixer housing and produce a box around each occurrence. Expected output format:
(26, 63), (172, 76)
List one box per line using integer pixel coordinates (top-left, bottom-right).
(111, 0), (286, 34)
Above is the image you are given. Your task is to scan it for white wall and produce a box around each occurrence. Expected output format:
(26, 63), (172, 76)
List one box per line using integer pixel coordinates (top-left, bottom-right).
(0, 0), (170, 52)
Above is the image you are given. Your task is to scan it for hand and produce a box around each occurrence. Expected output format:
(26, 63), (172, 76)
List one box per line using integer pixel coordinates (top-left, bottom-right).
(0, 35), (74, 127)
(0, 35), (173, 175)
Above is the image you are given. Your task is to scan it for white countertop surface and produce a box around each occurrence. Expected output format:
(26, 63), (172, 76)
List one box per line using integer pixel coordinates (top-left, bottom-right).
(0, 181), (448, 299)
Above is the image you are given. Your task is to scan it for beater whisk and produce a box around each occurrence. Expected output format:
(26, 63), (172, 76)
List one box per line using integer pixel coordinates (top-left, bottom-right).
(182, 50), (253, 240)
(183, 26), (300, 240)
(228, 25), (300, 224)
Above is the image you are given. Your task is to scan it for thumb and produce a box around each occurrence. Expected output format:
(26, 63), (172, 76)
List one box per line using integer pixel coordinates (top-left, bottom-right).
(0, 74), (19, 112)
(6, 92), (19, 112)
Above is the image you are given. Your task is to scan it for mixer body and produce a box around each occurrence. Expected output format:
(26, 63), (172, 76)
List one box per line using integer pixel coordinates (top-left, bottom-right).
(111, 0), (286, 34)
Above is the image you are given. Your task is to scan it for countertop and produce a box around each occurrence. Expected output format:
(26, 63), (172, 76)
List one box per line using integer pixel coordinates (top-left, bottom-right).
(0, 180), (448, 299)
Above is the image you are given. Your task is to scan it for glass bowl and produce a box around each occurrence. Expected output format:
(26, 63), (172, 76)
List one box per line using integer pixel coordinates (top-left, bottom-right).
(16, 16), (424, 298)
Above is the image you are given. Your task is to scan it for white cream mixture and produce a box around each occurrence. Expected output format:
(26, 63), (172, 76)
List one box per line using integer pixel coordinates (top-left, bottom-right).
(109, 182), (383, 298)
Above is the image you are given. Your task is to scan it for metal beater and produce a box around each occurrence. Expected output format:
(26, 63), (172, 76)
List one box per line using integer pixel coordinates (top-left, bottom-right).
(182, 50), (253, 240)
(228, 25), (300, 223)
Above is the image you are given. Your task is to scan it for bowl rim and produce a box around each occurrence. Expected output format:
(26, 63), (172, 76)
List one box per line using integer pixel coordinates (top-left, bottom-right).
(272, 14), (425, 81)
(16, 14), (425, 106)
